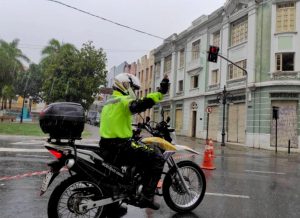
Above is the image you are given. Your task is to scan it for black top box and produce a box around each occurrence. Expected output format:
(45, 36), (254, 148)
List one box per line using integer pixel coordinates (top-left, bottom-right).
(39, 102), (85, 141)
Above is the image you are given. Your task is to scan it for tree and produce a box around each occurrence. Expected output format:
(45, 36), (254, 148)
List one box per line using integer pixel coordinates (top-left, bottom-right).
(14, 63), (44, 103)
(1, 85), (15, 109)
(0, 38), (30, 109)
(0, 39), (30, 84)
(40, 40), (107, 110)
(41, 38), (77, 66)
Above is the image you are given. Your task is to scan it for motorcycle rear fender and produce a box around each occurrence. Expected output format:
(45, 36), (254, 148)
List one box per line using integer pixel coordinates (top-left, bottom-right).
(48, 159), (65, 172)
(46, 159), (65, 189)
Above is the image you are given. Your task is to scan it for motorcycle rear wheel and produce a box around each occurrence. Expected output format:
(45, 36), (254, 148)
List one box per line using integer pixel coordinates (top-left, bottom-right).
(48, 175), (106, 218)
(162, 160), (206, 213)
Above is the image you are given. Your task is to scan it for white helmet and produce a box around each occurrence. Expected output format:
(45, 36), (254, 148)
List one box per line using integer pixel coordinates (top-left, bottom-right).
(113, 73), (141, 95)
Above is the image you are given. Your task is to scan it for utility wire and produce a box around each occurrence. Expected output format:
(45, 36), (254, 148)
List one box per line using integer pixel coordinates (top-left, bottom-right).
(46, 0), (166, 41)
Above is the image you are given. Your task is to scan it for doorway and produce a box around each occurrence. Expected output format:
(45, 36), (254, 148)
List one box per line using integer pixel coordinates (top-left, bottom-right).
(191, 111), (197, 137)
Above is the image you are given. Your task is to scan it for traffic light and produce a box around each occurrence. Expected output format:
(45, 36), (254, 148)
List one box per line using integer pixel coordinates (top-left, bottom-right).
(208, 45), (219, 63)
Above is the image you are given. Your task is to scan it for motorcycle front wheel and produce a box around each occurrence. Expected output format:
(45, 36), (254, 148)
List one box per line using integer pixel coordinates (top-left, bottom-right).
(48, 175), (106, 218)
(162, 160), (206, 213)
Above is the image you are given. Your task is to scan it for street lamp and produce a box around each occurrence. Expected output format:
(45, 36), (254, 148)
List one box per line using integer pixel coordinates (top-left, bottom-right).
(217, 85), (233, 146)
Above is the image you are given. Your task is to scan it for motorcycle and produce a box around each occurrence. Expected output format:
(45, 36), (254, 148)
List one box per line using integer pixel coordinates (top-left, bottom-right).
(40, 109), (206, 218)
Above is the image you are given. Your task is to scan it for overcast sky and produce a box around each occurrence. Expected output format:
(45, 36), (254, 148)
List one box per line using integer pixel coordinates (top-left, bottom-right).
(0, 0), (225, 70)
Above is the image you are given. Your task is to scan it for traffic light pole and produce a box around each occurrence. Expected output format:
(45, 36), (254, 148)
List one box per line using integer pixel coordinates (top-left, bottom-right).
(217, 53), (248, 146)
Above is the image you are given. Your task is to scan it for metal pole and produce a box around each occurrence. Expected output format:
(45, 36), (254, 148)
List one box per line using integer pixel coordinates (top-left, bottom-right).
(221, 103), (226, 146)
(221, 86), (226, 147)
(245, 73), (248, 146)
(218, 53), (248, 146)
(275, 118), (278, 153)
(206, 113), (209, 143)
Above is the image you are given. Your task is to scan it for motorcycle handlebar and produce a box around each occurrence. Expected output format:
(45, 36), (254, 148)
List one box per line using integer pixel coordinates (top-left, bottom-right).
(132, 122), (155, 134)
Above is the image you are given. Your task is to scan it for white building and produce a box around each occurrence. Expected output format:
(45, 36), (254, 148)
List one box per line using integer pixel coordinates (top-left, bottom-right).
(153, 0), (300, 152)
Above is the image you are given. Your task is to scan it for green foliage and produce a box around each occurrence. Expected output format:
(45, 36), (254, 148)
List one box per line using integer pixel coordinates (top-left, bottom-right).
(41, 39), (107, 110)
(14, 63), (44, 103)
(0, 122), (91, 137)
(0, 122), (45, 136)
(0, 38), (29, 95)
(0, 38), (107, 111)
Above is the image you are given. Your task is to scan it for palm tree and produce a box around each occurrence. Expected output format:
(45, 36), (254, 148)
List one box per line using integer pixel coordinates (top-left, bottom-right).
(40, 39), (78, 103)
(41, 38), (77, 64)
(0, 39), (30, 109)
(0, 39), (30, 75)
(1, 85), (15, 109)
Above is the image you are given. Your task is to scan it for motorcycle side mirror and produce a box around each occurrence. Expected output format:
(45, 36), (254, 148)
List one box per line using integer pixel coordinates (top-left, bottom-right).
(166, 116), (170, 123)
(146, 116), (150, 123)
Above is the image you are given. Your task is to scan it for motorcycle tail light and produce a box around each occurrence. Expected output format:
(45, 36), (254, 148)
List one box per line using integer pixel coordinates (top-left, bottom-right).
(48, 149), (63, 159)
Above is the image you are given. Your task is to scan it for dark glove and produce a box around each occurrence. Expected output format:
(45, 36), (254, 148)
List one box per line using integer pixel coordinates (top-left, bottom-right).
(158, 75), (169, 94)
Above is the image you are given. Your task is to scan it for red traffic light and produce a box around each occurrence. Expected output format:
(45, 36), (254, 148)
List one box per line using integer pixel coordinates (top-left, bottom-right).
(209, 46), (219, 54)
(208, 45), (219, 63)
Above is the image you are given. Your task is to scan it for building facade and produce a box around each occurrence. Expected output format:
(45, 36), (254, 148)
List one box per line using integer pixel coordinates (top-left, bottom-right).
(153, 0), (300, 152)
(136, 51), (155, 120)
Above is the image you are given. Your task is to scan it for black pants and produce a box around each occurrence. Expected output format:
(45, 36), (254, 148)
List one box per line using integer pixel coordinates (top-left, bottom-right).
(99, 138), (165, 197)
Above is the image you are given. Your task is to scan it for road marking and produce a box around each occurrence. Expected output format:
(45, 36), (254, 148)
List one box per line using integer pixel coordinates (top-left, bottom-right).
(0, 168), (68, 181)
(16, 154), (49, 158)
(0, 148), (47, 152)
(244, 170), (286, 175)
(206, 192), (250, 199)
(11, 140), (44, 145)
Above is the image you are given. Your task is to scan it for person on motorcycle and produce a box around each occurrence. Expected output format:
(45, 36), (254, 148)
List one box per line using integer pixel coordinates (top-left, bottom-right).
(99, 72), (169, 211)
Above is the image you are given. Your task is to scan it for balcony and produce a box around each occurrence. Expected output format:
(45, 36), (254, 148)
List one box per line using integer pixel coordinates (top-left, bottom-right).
(270, 71), (300, 80)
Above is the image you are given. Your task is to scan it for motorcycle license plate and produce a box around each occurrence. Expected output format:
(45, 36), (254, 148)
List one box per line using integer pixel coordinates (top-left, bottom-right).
(40, 171), (54, 194)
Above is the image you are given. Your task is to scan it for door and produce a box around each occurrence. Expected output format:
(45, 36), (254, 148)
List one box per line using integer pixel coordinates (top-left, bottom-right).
(228, 103), (245, 143)
(175, 109), (183, 133)
(191, 111), (197, 137)
(208, 106), (219, 141)
(271, 101), (298, 148)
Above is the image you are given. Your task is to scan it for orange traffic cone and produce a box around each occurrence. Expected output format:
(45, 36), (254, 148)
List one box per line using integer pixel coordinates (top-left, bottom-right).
(201, 144), (216, 170)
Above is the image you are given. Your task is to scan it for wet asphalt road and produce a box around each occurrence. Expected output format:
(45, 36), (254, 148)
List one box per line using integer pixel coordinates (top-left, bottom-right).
(1, 132), (300, 218)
